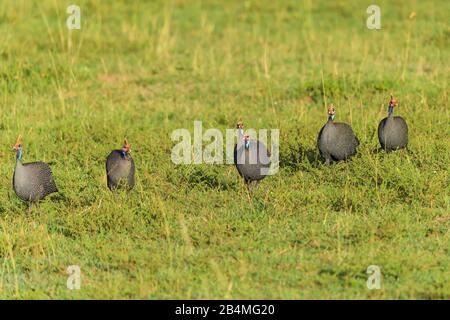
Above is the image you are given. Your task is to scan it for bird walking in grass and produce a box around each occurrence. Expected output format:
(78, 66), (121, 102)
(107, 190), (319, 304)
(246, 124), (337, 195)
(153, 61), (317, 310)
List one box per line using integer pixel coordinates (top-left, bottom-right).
(234, 121), (271, 189)
(106, 138), (135, 191)
(12, 135), (58, 203)
(317, 105), (359, 165)
(378, 95), (408, 152)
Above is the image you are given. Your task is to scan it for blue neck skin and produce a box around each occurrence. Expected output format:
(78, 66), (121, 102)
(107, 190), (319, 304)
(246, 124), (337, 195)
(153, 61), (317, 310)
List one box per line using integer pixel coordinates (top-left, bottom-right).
(388, 105), (394, 114)
(328, 114), (335, 121)
(16, 148), (23, 161)
(245, 140), (250, 149)
(122, 151), (128, 157)
(238, 128), (244, 136)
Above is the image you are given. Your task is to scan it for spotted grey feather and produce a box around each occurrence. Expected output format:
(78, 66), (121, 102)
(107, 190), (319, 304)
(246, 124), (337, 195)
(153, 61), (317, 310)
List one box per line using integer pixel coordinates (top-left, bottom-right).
(13, 161), (58, 203)
(106, 150), (135, 190)
(234, 139), (271, 185)
(378, 97), (408, 152)
(317, 106), (359, 165)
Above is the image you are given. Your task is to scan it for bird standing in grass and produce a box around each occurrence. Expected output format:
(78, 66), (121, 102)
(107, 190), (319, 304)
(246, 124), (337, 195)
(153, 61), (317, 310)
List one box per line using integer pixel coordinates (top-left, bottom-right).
(234, 121), (271, 188)
(317, 105), (359, 165)
(106, 138), (135, 190)
(378, 95), (408, 152)
(12, 135), (58, 203)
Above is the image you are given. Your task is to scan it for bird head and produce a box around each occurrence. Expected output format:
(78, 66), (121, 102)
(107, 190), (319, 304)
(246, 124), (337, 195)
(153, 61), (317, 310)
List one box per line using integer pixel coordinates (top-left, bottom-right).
(388, 95), (397, 114)
(12, 135), (23, 160)
(122, 138), (131, 156)
(327, 105), (336, 121)
(236, 120), (244, 136)
(243, 134), (250, 149)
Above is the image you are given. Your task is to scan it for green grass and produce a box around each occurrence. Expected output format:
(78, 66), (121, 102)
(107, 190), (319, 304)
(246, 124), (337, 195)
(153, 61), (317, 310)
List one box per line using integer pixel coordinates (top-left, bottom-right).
(0, 0), (449, 299)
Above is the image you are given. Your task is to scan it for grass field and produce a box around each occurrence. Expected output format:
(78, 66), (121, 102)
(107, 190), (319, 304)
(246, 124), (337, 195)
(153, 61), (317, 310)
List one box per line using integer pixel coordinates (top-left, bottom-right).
(0, 0), (448, 299)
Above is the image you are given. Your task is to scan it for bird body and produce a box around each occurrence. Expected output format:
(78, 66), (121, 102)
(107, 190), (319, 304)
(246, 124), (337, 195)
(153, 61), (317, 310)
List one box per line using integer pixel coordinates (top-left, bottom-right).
(378, 96), (408, 152)
(233, 121), (270, 186)
(234, 139), (271, 184)
(106, 139), (135, 190)
(317, 106), (359, 164)
(12, 137), (58, 203)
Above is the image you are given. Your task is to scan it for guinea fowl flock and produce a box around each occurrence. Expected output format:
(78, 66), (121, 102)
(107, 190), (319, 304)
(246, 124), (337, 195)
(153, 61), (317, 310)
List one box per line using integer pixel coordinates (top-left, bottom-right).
(10, 96), (408, 204)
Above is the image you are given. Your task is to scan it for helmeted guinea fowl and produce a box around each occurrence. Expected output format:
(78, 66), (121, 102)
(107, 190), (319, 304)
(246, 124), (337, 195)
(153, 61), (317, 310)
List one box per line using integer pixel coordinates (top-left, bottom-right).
(317, 105), (359, 165)
(12, 135), (58, 203)
(234, 121), (271, 187)
(106, 138), (135, 190)
(378, 95), (408, 152)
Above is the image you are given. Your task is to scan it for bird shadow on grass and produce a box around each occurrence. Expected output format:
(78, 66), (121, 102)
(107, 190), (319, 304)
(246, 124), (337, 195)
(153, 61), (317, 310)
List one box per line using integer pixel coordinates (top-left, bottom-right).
(368, 146), (414, 158)
(169, 165), (239, 192)
(50, 192), (69, 203)
(279, 143), (322, 172)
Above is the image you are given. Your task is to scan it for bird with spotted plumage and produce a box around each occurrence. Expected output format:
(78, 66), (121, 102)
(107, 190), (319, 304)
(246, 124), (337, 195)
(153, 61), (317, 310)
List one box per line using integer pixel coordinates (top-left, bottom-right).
(106, 138), (135, 191)
(233, 121), (271, 189)
(12, 135), (58, 203)
(378, 95), (408, 152)
(317, 105), (359, 165)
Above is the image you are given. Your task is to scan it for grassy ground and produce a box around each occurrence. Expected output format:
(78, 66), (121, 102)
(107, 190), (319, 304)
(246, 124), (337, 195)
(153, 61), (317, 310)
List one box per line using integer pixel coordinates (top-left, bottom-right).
(0, 0), (448, 299)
